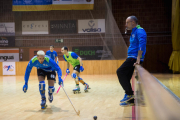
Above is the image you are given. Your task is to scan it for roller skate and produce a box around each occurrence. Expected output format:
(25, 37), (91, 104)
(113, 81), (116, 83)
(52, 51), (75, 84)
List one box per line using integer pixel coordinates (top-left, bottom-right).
(48, 93), (53, 103)
(41, 97), (47, 109)
(73, 86), (80, 94)
(84, 83), (89, 92)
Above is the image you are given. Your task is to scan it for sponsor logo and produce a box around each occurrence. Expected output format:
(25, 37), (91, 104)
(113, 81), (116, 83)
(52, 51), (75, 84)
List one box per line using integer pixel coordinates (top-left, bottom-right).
(43, 64), (48, 66)
(0, 37), (15, 47)
(30, 23), (34, 29)
(50, 20), (77, 34)
(23, 0), (32, 3)
(0, 37), (8, 45)
(23, 23), (48, 29)
(132, 34), (135, 38)
(75, 49), (95, 56)
(82, 28), (101, 32)
(73, 46), (112, 60)
(51, 23), (76, 29)
(88, 20), (95, 27)
(0, 56), (14, 61)
(0, 23), (15, 34)
(3, 65), (14, 71)
(0, 24), (5, 28)
(82, 20), (102, 32)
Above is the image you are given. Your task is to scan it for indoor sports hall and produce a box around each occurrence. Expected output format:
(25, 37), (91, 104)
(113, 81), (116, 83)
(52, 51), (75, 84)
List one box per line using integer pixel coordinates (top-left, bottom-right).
(0, 0), (179, 120)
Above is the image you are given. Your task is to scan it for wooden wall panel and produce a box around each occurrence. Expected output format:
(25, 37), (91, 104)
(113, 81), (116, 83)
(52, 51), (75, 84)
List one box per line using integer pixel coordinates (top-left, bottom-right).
(112, 60), (118, 74)
(117, 60), (124, 69)
(0, 62), (2, 76)
(92, 60), (101, 75)
(0, 60), (125, 76)
(16, 62), (27, 76)
(85, 61), (94, 75)
(99, 60), (111, 74)
(59, 61), (68, 75)
(16, 62), (36, 76)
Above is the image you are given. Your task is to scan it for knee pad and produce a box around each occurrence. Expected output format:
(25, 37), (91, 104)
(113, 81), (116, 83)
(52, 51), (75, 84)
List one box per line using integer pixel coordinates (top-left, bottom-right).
(78, 77), (83, 81)
(48, 86), (55, 94)
(71, 73), (77, 79)
(39, 81), (45, 95)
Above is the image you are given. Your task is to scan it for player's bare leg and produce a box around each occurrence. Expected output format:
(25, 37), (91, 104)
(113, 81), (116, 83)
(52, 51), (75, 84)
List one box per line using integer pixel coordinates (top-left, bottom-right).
(72, 70), (81, 94)
(72, 70), (90, 93)
(77, 74), (90, 92)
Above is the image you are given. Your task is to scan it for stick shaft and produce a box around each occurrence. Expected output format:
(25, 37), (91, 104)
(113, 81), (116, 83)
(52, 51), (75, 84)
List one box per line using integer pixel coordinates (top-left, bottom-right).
(56, 73), (68, 93)
(61, 86), (79, 115)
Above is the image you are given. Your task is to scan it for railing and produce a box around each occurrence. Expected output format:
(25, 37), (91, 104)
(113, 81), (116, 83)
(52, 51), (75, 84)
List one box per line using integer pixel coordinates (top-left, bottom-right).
(135, 65), (180, 120)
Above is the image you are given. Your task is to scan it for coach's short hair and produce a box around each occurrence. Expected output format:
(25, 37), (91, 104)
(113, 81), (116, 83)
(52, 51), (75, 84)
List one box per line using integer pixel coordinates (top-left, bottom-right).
(129, 16), (138, 24)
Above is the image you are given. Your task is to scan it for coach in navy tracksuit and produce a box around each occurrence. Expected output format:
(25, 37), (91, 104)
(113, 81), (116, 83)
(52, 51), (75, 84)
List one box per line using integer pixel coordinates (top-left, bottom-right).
(117, 16), (147, 107)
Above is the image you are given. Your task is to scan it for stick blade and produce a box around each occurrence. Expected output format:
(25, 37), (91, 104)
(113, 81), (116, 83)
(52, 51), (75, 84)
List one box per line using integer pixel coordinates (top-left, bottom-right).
(77, 110), (80, 115)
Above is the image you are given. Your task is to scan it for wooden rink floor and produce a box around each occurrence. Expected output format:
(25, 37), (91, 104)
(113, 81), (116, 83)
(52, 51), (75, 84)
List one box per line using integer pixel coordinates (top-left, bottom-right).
(0, 75), (134, 120)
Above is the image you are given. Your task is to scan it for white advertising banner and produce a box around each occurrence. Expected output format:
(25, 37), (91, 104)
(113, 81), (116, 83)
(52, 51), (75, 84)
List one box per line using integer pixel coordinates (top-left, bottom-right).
(0, 49), (19, 62)
(53, 0), (94, 5)
(0, 22), (15, 35)
(78, 19), (105, 33)
(22, 21), (48, 34)
(3, 62), (16, 75)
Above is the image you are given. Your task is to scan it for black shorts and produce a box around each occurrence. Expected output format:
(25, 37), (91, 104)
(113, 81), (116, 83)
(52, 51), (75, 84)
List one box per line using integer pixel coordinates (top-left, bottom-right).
(73, 65), (80, 73)
(37, 69), (56, 81)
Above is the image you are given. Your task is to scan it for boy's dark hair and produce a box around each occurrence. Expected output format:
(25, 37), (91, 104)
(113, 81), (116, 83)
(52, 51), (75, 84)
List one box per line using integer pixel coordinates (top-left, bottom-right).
(63, 46), (68, 51)
(50, 45), (54, 48)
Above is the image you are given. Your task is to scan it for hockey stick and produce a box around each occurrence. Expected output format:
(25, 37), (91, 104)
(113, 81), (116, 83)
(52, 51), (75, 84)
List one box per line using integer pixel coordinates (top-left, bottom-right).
(61, 85), (80, 115)
(56, 73), (68, 93)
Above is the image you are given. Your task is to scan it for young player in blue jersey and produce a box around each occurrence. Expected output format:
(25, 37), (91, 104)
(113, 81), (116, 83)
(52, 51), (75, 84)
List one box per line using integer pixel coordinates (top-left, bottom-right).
(46, 45), (58, 63)
(61, 46), (89, 94)
(22, 50), (63, 109)
(46, 45), (58, 83)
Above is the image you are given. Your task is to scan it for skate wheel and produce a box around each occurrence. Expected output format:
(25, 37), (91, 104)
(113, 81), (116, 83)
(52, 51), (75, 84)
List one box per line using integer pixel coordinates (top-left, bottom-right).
(84, 90), (88, 92)
(73, 91), (81, 94)
(41, 105), (47, 109)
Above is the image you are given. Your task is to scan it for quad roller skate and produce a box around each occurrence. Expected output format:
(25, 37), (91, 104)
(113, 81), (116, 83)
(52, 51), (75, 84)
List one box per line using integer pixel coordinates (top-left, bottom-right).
(73, 86), (81, 94)
(84, 83), (89, 92)
(41, 97), (47, 109)
(48, 93), (53, 103)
